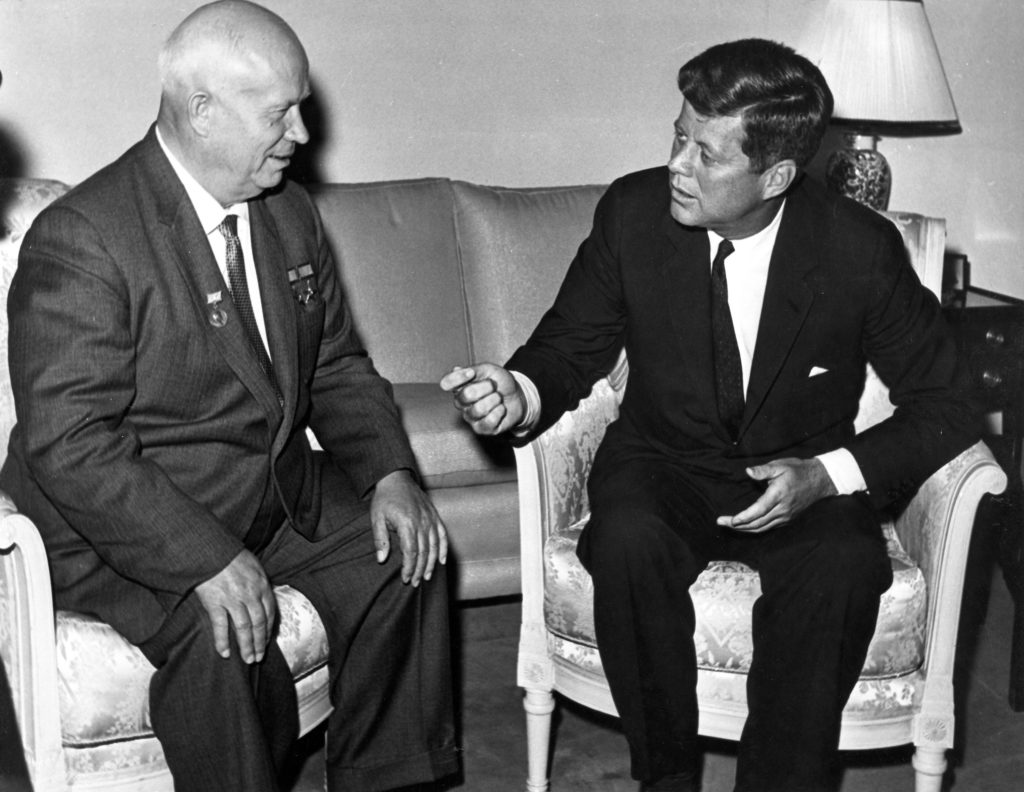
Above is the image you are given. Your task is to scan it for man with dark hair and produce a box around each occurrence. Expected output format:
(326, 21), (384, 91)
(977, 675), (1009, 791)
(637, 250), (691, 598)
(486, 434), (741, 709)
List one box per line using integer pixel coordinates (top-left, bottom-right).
(2, 2), (457, 790)
(442, 38), (977, 791)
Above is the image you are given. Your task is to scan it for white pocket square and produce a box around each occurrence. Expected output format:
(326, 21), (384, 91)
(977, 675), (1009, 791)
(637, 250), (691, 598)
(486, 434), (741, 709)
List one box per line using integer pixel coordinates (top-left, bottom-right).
(809, 366), (829, 378)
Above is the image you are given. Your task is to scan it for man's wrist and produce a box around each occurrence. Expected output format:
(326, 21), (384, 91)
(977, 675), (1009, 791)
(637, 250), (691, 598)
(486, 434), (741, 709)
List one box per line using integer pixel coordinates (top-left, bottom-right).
(509, 370), (540, 436)
(815, 448), (867, 496)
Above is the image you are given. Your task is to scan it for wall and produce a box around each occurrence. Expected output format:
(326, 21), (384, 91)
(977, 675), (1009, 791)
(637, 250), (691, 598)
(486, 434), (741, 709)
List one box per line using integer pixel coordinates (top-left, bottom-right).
(1, 0), (1020, 296)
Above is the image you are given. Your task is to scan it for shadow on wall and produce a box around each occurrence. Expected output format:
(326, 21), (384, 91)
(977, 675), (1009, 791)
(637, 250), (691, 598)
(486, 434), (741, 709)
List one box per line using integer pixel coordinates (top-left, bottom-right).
(289, 76), (330, 187)
(0, 123), (28, 181)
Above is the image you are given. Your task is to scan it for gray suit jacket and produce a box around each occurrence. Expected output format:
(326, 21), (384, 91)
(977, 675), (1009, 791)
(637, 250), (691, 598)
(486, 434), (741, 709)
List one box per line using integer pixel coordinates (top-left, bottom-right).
(0, 128), (415, 644)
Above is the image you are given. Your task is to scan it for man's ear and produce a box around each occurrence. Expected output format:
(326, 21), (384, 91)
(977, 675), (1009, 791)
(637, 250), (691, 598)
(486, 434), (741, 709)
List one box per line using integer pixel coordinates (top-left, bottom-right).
(760, 159), (798, 200)
(187, 91), (212, 137)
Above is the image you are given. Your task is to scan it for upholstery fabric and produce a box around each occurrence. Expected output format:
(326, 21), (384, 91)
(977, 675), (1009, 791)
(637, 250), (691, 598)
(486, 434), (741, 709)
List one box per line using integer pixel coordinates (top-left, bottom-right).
(544, 520), (926, 678)
(307, 179), (468, 383)
(392, 383), (515, 488)
(55, 585), (327, 747)
(452, 181), (606, 364)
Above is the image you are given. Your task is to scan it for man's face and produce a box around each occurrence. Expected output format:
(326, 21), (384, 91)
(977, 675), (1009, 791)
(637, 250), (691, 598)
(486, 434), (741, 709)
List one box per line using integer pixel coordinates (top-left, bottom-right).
(205, 49), (310, 205)
(667, 100), (771, 239)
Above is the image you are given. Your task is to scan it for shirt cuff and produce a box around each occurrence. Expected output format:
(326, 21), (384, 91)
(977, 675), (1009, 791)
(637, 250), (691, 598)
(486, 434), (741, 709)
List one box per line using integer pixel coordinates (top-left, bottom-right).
(509, 370), (541, 437)
(816, 448), (868, 496)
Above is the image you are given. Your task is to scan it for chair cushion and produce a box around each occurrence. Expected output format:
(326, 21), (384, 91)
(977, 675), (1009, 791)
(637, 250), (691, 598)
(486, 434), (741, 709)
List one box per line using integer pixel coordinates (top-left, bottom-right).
(56, 584), (328, 747)
(543, 519), (926, 679)
(393, 383), (515, 488)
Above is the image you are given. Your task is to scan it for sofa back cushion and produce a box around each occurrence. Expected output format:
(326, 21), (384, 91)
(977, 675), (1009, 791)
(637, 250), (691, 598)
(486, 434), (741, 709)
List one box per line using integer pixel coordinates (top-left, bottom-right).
(308, 179), (470, 383)
(452, 181), (606, 364)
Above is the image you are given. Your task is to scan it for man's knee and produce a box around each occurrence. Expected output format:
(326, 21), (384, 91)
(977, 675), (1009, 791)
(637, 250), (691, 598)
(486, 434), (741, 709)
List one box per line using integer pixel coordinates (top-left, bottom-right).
(577, 502), (705, 585)
(788, 496), (893, 594)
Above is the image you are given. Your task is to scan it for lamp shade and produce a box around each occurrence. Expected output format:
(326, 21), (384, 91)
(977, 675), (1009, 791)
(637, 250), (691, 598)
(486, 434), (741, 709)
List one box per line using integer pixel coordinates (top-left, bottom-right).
(799, 0), (960, 135)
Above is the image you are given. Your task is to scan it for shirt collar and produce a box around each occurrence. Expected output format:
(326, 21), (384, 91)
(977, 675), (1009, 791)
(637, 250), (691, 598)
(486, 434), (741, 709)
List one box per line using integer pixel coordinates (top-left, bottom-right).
(155, 126), (250, 235)
(706, 198), (786, 257)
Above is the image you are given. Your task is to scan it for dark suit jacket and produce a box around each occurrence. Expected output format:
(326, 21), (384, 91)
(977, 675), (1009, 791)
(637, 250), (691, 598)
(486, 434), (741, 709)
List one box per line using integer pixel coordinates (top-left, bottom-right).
(0, 128), (416, 644)
(507, 167), (978, 514)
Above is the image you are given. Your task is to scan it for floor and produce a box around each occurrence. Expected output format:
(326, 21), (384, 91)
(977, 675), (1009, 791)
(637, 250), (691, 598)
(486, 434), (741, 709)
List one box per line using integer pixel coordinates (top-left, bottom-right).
(288, 521), (1024, 792)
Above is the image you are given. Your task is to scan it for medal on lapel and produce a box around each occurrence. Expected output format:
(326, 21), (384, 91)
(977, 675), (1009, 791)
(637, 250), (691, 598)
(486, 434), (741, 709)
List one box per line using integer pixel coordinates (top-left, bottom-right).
(207, 290), (228, 327)
(287, 263), (318, 305)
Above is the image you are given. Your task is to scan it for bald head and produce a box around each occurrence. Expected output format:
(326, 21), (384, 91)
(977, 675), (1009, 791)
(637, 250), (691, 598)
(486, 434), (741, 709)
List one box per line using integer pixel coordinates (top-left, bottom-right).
(159, 1), (306, 103)
(156, 0), (310, 206)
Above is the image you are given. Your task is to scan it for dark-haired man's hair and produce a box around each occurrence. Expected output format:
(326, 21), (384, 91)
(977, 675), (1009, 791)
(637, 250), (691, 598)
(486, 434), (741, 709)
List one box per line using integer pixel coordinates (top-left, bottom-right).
(677, 38), (833, 173)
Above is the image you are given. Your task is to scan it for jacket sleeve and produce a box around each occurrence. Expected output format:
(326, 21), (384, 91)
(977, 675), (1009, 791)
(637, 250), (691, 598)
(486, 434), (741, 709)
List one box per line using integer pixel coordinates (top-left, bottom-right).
(847, 221), (981, 509)
(301, 192), (419, 495)
(6, 204), (244, 597)
(505, 181), (627, 437)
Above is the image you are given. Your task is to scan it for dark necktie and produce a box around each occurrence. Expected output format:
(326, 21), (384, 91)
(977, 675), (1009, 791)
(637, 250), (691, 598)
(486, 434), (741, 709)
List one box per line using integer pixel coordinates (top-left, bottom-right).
(710, 238), (744, 439)
(219, 214), (277, 387)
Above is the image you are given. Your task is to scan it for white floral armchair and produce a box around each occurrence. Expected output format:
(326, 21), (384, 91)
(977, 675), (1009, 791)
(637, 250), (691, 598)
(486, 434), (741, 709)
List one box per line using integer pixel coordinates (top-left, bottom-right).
(0, 178), (333, 791)
(514, 212), (1007, 792)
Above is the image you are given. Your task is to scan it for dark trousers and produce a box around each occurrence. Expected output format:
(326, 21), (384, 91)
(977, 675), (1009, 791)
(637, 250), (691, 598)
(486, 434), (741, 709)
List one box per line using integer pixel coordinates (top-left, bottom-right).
(140, 510), (458, 792)
(576, 451), (893, 792)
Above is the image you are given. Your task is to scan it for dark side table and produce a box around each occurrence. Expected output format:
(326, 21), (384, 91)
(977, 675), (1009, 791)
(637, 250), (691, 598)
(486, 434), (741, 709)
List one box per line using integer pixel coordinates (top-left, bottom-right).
(943, 287), (1024, 710)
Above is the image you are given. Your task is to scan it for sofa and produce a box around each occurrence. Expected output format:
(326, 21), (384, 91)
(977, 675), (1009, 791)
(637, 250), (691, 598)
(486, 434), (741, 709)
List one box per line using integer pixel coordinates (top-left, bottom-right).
(301, 177), (607, 599)
(0, 173), (607, 789)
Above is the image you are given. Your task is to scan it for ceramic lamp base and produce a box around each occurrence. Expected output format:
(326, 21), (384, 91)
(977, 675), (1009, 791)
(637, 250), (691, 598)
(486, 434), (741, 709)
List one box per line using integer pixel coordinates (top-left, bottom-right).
(825, 133), (891, 211)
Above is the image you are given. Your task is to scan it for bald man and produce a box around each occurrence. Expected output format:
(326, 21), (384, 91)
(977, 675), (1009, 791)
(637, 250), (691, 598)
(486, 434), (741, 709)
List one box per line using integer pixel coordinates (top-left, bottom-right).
(0, 2), (458, 790)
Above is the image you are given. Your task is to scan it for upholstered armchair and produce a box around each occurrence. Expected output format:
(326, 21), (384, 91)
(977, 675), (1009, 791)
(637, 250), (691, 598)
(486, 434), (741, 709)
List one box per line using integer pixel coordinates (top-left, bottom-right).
(0, 178), (332, 791)
(514, 212), (1008, 792)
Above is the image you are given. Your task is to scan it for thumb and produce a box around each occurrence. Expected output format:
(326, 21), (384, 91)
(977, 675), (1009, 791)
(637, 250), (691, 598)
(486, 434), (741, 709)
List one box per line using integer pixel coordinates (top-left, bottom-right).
(745, 463), (775, 481)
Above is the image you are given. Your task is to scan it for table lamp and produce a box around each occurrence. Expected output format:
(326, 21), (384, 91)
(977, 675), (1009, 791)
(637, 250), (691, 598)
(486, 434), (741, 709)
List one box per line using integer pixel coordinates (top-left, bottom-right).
(799, 0), (960, 210)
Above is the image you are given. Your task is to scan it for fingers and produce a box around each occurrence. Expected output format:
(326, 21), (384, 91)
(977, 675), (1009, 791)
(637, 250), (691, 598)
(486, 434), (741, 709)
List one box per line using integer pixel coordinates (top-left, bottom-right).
(194, 550), (274, 664)
(442, 363), (523, 435)
(208, 608), (232, 660)
(371, 512), (391, 564)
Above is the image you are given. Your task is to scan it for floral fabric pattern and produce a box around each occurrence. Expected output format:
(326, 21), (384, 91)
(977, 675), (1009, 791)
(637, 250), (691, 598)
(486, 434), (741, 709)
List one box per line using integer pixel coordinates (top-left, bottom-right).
(544, 520), (925, 678)
(56, 585), (327, 747)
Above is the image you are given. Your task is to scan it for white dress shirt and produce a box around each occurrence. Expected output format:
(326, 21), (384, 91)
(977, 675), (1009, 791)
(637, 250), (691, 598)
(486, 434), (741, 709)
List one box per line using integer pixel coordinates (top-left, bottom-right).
(513, 200), (867, 495)
(155, 127), (272, 357)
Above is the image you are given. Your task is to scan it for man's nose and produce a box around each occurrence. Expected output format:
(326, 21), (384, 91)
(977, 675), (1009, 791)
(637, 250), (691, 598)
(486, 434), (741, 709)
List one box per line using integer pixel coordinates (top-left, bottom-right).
(286, 107), (310, 145)
(668, 142), (694, 176)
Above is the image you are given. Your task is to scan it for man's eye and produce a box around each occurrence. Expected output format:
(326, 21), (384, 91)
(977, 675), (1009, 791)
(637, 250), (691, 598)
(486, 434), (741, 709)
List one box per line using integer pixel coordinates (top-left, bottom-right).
(700, 150), (715, 165)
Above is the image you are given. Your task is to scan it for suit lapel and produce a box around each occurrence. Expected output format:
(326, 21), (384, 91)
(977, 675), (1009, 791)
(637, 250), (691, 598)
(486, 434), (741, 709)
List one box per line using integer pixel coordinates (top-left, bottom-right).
(659, 213), (725, 436)
(249, 200), (299, 440)
(741, 199), (819, 435)
(141, 132), (285, 422)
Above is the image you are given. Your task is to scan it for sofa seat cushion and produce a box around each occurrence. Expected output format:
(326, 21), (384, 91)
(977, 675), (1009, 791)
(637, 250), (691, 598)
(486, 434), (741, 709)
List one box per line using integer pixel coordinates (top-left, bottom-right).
(394, 383), (515, 488)
(55, 584), (328, 747)
(543, 519), (926, 679)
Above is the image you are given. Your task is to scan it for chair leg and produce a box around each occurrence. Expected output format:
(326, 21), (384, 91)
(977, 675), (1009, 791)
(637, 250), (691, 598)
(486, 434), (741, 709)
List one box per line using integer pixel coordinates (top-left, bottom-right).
(523, 687), (555, 792)
(911, 745), (947, 792)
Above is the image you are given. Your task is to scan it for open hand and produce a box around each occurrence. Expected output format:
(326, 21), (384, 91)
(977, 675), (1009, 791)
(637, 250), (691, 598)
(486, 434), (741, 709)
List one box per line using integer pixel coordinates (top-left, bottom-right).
(371, 469), (448, 586)
(716, 457), (838, 533)
(194, 548), (276, 663)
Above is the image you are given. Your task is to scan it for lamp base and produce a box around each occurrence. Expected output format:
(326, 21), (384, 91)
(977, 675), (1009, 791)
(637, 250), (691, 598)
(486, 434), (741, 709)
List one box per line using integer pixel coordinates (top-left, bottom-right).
(825, 133), (891, 211)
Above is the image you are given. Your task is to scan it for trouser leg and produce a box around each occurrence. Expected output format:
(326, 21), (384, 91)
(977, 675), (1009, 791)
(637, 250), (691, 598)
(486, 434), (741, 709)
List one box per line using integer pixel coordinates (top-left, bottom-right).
(262, 512), (458, 792)
(734, 494), (893, 792)
(140, 594), (297, 792)
(577, 454), (721, 783)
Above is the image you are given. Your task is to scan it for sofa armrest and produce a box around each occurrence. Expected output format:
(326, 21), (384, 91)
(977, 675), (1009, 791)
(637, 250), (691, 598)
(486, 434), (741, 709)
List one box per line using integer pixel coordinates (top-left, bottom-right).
(891, 440), (1006, 740)
(515, 352), (627, 656)
(0, 489), (65, 790)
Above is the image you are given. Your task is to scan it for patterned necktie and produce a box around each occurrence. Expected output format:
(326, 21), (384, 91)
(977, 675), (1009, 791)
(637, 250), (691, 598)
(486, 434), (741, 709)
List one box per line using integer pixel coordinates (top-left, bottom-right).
(710, 238), (744, 439)
(218, 214), (277, 387)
